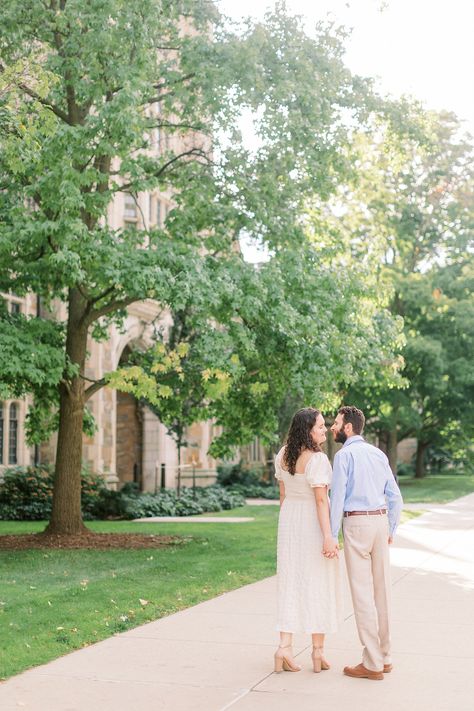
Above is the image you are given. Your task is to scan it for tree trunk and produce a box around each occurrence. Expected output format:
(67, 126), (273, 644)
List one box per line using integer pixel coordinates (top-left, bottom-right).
(325, 426), (336, 464)
(44, 289), (89, 535)
(414, 440), (429, 479)
(176, 434), (183, 497)
(377, 430), (388, 455)
(387, 427), (398, 478)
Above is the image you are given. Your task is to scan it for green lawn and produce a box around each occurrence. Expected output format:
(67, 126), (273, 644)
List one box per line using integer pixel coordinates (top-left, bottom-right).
(0, 482), (463, 681)
(398, 473), (474, 503)
(0, 506), (278, 680)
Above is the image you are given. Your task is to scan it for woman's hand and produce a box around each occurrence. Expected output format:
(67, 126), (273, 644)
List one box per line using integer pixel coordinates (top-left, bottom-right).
(322, 534), (339, 559)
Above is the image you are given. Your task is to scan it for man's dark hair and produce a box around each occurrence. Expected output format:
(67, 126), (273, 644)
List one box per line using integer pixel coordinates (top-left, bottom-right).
(338, 405), (365, 435)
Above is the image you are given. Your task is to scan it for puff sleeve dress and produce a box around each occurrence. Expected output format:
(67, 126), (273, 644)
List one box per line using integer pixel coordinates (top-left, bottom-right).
(275, 447), (342, 633)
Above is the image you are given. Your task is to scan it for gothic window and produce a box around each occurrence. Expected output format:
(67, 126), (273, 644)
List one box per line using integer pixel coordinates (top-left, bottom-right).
(250, 437), (261, 462)
(149, 194), (154, 224)
(123, 193), (138, 228)
(8, 402), (18, 465)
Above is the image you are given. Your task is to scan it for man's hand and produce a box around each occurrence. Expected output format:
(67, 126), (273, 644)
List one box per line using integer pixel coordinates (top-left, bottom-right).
(323, 535), (339, 559)
(388, 535), (393, 545)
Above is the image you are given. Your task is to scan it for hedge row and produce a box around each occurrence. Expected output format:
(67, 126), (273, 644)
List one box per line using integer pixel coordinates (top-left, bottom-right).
(0, 467), (244, 520)
(217, 462), (279, 499)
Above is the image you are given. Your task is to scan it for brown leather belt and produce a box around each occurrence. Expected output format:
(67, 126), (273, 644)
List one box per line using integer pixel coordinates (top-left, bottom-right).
(344, 509), (387, 517)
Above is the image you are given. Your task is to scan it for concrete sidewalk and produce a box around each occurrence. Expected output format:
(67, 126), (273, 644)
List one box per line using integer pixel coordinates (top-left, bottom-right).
(1, 495), (474, 711)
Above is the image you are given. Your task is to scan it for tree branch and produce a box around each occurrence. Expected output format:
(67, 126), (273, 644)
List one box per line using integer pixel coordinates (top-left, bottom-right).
(84, 378), (107, 401)
(0, 62), (71, 124)
(117, 148), (212, 193)
(88, 285), (117, 307)
(84, 296), (138, 327)
(145, 120), (210, 133)
(152, 73), (195, 92)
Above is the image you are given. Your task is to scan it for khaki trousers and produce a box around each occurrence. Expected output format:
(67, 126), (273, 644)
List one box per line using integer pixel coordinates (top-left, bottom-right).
(343, 514), (392, 672)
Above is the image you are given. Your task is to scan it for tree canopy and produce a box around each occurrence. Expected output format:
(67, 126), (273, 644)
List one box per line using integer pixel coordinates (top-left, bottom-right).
(0, 0), (429, 532)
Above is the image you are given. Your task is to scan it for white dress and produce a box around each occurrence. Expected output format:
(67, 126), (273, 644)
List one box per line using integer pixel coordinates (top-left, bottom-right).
(275, 447), (342, 633)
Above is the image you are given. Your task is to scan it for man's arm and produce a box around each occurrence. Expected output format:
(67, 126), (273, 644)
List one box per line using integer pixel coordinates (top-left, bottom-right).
(329, 452), (349, 539)
(384, 461), (403, 539)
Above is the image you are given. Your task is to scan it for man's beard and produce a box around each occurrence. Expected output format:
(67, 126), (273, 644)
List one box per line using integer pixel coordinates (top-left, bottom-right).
(333, 428), (347, 444)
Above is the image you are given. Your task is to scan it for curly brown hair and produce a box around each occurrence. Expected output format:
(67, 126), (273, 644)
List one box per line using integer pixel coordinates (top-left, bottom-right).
(338, 405), (365, 435)
(282, 407), (322, 475)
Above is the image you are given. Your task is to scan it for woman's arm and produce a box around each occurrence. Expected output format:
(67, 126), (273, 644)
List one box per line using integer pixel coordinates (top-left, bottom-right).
(279, 481), (285, 505)
(314, 486), (338, 557)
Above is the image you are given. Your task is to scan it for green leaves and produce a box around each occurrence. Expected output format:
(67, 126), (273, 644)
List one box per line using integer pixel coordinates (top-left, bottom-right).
(343, 112), (474, 465)
(0, 0), (432, 486)
(0, 310), (67, 400)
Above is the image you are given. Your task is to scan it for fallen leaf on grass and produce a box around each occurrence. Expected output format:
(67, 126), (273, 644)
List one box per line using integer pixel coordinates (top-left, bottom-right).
(139, 599), (149, 606)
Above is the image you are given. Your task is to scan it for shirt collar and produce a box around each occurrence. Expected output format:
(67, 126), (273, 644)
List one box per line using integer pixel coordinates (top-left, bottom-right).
(343, 435), (365, 448)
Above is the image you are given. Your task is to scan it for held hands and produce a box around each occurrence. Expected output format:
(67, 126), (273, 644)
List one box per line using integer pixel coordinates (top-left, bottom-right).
(388, 535), (393, 545)
(322, 534), (339, 559)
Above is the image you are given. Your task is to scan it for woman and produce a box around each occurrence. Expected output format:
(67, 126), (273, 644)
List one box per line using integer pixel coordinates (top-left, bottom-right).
(274, 407), (342, 673)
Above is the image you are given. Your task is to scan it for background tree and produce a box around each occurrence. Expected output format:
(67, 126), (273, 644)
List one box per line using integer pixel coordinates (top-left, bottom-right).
(339, 113), (474, 475)
(0, 0), (421, 535)
(105, 223), (406, 463)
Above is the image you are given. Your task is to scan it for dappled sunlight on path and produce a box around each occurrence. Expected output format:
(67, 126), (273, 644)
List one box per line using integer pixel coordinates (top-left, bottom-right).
(0, 495), (473, 710)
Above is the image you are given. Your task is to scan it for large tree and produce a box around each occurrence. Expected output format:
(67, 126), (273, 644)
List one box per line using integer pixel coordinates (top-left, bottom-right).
(339, 113), (474, 475)
(0, 0), (411, 534)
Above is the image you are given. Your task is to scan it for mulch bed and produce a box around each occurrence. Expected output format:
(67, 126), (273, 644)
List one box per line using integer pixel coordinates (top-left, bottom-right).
(0, 532), (186, 550)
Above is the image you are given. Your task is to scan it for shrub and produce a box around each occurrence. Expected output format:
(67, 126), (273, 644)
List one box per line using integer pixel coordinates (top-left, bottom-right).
(0, 468), (246, 521)
(0, 465), (108, 521)
(80, 469), (109, 520)
(118, 485), (245, 520)
(229, 483), (279, 499)
(426, 446), (455, 473)
(0, 466), (53, 520)
(216, 461), (266, 488)
(396, 461), (415, 477)
(216, 462), (279, 499)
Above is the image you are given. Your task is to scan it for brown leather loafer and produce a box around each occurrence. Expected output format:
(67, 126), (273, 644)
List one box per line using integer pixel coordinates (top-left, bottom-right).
(383, 664), (393, 673)
(343, 663), (384, 680)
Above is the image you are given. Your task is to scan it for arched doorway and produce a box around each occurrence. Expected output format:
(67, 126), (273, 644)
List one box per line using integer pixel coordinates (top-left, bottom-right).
(115, 346), (143, 489)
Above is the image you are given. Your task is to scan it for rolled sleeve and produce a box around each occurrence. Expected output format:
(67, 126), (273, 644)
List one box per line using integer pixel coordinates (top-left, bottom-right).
(385, 470), (403, 536)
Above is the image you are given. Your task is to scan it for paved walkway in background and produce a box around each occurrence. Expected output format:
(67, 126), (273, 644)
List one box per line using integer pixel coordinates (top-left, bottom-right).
(134, 516), (255, 523)
(1, 495), (474, 711)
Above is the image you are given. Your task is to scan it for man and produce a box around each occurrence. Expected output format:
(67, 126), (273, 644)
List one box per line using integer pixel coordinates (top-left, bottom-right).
(329, 405), (403, 681)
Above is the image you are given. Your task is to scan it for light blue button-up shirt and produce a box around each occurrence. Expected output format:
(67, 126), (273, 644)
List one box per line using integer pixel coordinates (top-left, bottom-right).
(329, 435), (403, 538)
